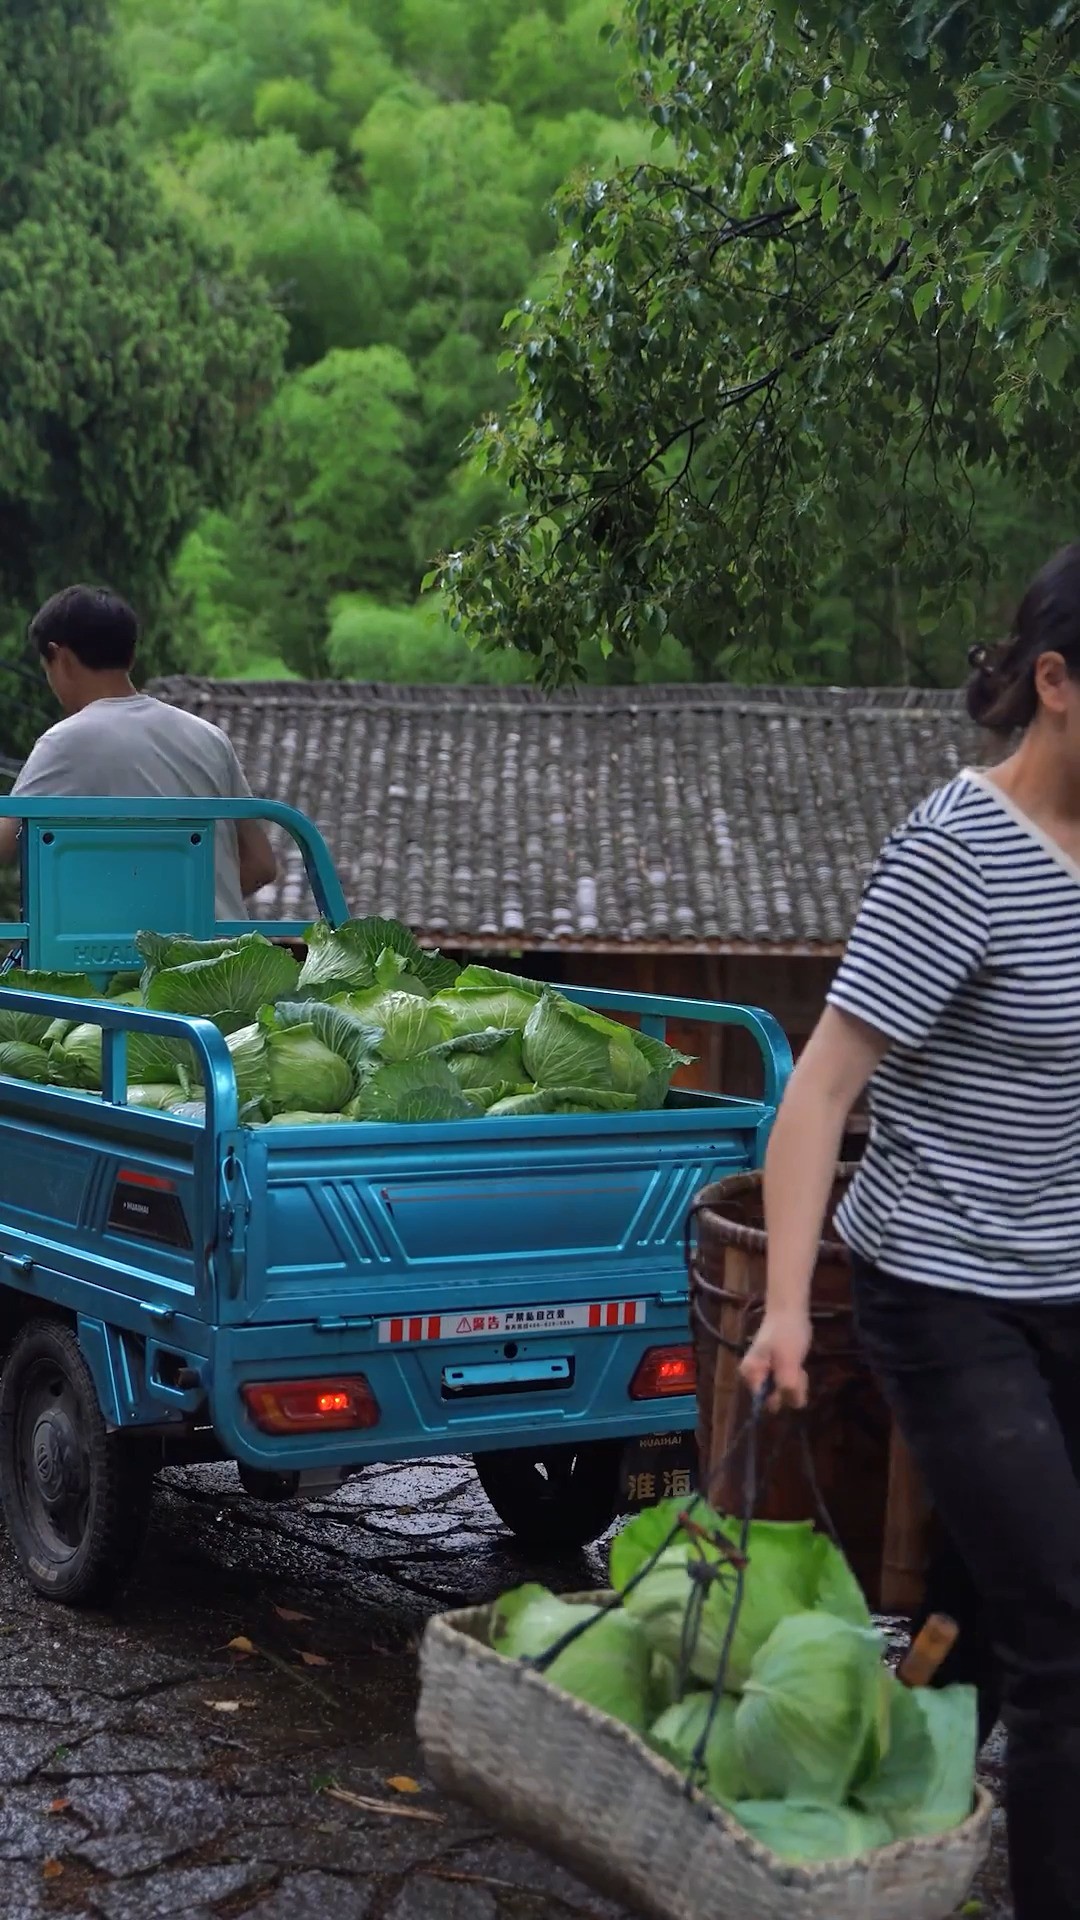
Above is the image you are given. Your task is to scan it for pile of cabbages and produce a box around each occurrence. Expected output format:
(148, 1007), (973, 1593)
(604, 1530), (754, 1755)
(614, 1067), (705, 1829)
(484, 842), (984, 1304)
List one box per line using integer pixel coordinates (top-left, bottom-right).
(489, 1499), (978, 1865)
(0, 917), (690, 1126)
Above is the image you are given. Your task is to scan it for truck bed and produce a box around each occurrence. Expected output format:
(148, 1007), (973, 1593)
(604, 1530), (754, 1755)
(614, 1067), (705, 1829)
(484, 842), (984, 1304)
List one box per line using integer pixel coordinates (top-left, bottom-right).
(0, 982), (789, 1476)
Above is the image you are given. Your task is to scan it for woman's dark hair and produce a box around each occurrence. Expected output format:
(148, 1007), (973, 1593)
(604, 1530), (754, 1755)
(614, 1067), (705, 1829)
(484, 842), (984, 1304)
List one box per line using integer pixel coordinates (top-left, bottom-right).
(967, 541), (1080, 733)
(29, 584), (139, 673)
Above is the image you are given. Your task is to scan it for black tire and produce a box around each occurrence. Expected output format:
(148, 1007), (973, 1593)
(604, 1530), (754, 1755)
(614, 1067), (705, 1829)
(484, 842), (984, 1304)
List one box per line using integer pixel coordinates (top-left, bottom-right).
(0, 1319), (154, 1605)
(473, 1439), (624, 1551)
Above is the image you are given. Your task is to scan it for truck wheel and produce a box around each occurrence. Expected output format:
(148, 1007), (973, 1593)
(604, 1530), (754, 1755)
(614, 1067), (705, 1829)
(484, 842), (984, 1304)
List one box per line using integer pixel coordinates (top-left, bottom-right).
(0, 1320), (154, 1606)
(473, 1440), (624, 1551)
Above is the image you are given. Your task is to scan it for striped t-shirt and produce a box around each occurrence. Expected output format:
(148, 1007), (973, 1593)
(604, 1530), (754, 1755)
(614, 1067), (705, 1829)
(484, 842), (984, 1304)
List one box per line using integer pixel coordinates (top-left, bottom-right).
(830, 770), (1080, 1299)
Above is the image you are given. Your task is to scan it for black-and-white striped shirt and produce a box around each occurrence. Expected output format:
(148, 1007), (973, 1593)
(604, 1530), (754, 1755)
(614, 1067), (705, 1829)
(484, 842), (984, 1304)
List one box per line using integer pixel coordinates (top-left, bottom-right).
(830, 770), (1080, 1298)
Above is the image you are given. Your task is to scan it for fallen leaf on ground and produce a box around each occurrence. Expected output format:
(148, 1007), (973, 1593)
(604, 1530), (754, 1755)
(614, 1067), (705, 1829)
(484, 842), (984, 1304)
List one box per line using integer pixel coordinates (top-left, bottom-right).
(42, 1860), (64, 1881)
(324, 1786), (444, 1824)
(47, 1798), (70, 1815)
(386, 1775), (421, 1794)
(227, 1635), (257, 1656)
(204, 1700), (243, 1713)
(274, 1606), (313, 1624)
(297, 1650), (330, 1668)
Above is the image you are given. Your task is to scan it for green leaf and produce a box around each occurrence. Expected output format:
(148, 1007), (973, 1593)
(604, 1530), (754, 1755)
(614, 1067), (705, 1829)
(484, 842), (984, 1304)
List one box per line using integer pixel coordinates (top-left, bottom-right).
(299, 919), (457, 998)
(347, 1058), (475, 1123)
(968, 86), (1016, 138)
(145, 937), (301, 1035)
(1037, 331), (1071, 387)
(912, 282), (936, 321)
(267, 1000), (382, 1081)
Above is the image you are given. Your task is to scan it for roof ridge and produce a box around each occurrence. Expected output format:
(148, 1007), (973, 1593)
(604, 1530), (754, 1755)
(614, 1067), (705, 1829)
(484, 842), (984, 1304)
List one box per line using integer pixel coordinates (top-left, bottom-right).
(149, 676), (966, 714)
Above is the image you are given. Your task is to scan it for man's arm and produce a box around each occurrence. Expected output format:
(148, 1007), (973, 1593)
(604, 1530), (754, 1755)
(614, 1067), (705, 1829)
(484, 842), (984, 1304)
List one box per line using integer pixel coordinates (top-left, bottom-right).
(0, 815), (18, 863)
(236, 817), (278, 898)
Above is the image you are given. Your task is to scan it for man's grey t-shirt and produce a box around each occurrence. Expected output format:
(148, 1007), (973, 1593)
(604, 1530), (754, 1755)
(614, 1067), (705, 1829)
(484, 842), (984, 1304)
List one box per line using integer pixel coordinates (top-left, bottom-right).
(12, 695), (251, 920)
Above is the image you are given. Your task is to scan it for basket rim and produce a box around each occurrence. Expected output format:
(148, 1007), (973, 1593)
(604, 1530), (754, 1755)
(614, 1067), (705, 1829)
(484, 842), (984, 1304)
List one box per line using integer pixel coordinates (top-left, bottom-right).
(420, 1599), (994, 1889)
(690, 1163), (862, 1263)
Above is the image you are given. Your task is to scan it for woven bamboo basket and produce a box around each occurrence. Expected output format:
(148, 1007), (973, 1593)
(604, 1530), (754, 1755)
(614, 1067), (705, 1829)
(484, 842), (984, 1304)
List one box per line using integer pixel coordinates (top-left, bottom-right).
(690, 1166), (934, 1614)
(417, 1594), (992, 1920)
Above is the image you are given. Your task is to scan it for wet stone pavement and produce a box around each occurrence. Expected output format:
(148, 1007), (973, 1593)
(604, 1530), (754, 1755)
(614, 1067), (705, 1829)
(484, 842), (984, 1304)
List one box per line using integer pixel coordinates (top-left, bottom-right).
(0, 1458), (1010, 1919)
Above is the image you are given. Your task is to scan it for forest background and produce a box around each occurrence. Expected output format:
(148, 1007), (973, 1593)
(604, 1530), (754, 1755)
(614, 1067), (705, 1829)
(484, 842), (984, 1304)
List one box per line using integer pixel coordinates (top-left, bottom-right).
(1, 0), (1075, 739)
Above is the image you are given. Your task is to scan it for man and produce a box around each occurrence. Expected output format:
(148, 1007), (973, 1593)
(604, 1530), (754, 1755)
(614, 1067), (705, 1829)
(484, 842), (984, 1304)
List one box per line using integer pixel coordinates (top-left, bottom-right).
(0, 584), (276, 915)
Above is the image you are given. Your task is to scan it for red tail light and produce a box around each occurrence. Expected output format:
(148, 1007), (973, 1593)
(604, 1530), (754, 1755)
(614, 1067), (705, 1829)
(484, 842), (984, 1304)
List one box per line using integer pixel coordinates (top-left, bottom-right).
(241, 1376), (380, 1434)
(629, 1344), (697, 1400)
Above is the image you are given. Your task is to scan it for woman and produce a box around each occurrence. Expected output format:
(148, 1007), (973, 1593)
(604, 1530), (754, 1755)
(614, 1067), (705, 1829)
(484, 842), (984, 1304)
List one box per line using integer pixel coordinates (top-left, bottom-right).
(742, 540), (1080, 1919)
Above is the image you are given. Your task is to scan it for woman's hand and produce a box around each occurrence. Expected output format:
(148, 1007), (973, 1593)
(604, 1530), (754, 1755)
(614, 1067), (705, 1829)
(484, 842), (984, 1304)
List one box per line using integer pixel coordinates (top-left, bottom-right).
(740, 1310), (813, 1411)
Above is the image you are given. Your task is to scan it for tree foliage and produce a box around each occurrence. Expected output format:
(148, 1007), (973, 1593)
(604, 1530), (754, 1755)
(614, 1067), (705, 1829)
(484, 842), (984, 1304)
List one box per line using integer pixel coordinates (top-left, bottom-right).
(116, 0), (654, 678)
(441, 0), (1080, 681)
(0, 0), (284, 706)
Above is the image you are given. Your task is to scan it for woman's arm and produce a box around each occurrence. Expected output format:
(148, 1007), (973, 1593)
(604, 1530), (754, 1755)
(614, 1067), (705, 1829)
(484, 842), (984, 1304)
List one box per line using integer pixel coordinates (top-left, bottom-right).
(740, 1006), (889, 1409)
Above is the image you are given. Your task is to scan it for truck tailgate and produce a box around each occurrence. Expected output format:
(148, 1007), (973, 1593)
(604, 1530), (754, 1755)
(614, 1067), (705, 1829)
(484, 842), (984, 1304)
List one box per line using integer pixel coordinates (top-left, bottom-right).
(230, 1097), (769, 1327)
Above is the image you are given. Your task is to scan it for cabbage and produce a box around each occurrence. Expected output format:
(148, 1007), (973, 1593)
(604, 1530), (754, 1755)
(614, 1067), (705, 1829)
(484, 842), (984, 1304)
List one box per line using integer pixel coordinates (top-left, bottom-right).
(225, 1023), (271, 1111)
(736, 1612), (886, 1802)
(125, 1083), (185, 1111)
(338, 987), (452, 1062)
(347, 1059), (475, 1123)
(262, 1110), (353, 1126)
(271, 1001), (382, 1081)
(855, 1678), (977, 1839)
(492, 1584), (602, 1658)
(0, 1039), (52, 1083)
(50, 1022), (193, 1092)
(523, 993), (691, 1104)
(731, 1800), (893, 1863)
(612, 1502), (871, 1692)
(105, 971), (143, 997)
(266, 1025), (354, 1114)
(136, 930), (251, 975)
(145, 935), (300, 1035)
(650, 1694), (746, 1804)
(491, 1584), (652, 1733)
(299, 917), (457, 997)
(521, 992), (615, 1090)
(167, 1099), (207, 1121)
(432, 966), (544, 1036)
(432, 1027), (527, 1089)
(0, 970), (96, 1046)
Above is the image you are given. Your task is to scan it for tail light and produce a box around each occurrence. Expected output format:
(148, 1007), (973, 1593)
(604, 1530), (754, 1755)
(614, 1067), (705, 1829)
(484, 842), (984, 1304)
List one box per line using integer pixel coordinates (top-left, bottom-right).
(241, 1376), (380, 1434)
(629, 1344), (696, 1400)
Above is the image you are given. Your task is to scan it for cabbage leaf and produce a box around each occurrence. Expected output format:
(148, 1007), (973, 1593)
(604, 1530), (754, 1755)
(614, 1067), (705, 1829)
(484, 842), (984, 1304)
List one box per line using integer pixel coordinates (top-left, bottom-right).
(0, 1039), (52, 1083)
(650, 1693), (746, 1804)
(271, 1000), (382, 1081)
(265, 1025), (354, 1114)
(855, 1679), (977, 1838)
(736, 1612), (885, 1802)
(491, 1584), (652, 1734)
(338, 987), (452, 1062)
(731, 1800), (893, 1863)
(145, 934), (300, 1033)
(225, 1023), (272, 1111)
(299, 917), (457, 997)
(0, 971), (96, 1046)
(347, 1059), (475, 1123)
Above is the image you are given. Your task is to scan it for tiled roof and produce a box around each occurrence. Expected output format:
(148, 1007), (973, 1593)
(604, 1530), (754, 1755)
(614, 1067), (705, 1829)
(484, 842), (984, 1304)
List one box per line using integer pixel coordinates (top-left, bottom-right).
(150, 680), (987, 950)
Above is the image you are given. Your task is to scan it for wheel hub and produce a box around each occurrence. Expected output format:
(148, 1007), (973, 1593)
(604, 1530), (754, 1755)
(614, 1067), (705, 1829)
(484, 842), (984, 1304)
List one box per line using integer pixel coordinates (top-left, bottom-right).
(29, 1408), (88, 1519)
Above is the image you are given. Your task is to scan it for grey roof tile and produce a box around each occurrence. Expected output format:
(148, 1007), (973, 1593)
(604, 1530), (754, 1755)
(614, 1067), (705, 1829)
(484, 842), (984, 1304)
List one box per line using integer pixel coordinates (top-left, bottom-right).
(150, 680), (987, 949)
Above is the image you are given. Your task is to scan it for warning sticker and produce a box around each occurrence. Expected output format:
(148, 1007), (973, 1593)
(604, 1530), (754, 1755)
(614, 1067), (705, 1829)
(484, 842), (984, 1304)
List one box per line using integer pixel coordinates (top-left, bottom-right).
(378, 1299), (645, 1345)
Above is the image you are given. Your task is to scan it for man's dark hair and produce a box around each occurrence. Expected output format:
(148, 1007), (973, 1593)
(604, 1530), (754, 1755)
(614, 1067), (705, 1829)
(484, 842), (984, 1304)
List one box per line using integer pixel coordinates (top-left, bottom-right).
(29, 585), (139, 672)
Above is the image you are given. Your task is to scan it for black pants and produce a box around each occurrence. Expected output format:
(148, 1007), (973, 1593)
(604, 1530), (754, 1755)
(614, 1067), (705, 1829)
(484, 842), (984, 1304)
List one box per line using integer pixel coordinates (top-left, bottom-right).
(853, 1255), (1080, 1920)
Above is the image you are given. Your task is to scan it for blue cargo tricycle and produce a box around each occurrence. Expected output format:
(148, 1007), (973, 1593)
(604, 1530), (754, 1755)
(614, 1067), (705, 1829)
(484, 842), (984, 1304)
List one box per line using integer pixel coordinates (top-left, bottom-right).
(0, 797), (790, 1603)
